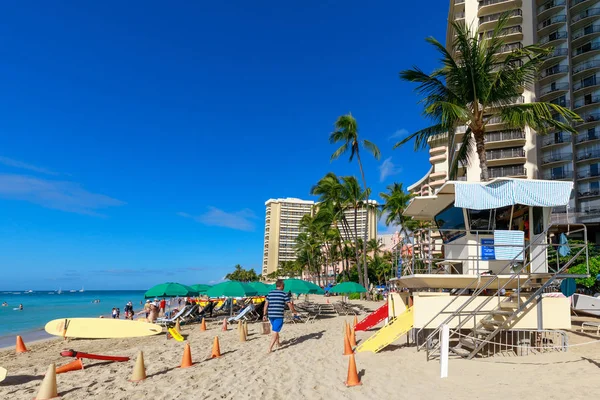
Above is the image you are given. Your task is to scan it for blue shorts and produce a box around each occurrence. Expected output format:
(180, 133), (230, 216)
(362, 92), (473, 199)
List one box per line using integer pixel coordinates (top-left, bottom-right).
(269, 317), (284, 333)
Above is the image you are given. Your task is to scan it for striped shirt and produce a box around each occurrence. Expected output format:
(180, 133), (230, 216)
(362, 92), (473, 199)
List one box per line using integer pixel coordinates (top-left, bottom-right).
(266, 289), (291, 318)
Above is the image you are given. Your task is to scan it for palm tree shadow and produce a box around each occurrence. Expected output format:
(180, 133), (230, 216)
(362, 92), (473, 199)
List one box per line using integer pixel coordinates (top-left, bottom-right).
(280, 330), (325, 349)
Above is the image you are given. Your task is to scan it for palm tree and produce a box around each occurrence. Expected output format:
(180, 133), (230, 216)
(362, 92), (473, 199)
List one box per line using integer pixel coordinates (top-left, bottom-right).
(394, 14), (581, 181)
(380, 183), (414, 238)
(330, 115), (380, 291)
(367, 238), (384, 257)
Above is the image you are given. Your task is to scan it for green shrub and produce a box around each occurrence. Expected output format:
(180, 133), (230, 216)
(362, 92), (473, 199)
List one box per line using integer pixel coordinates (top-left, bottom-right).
(348, 293), (361, 300)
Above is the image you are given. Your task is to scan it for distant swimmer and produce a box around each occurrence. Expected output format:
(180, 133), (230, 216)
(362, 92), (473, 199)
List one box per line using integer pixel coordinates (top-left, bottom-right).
(1, 302), (7, 307)
(18, 304), (23, 310)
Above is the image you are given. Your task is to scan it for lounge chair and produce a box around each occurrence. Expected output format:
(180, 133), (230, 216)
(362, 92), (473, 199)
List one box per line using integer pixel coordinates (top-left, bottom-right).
(227, 304), (254, 323)
(581, 321), (600, 335)
(156, 305), (190, 326)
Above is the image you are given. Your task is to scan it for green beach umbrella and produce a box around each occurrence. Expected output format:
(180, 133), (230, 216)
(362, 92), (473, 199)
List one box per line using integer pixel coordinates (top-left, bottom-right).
(329, 282), (367, 294)
(144, 282), (199, 298)
(191, 284), (212, 295)
(248, 281), (272, 296)
(206, 281), (258, 298)
(281, 279), (325, 295)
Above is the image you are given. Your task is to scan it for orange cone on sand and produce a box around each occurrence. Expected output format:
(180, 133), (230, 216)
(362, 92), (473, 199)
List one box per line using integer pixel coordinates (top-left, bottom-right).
(350, 327), (357, 347)
(345, 321), (351, 339)
(200, 318), (207, 332)
(243, 321), (248, 337)
(180, 343), (193, 368)
(344, 354), (362, 387)
(343, 333), (353, 355)
(16, 335), (27, 353)
(239, 324), (247, 342)
(221, 319), (228, 332)
(175, 319), (181, 333)
(211, 336), (221, 358)
(353, 315), (358, 327)
(56, 358), (84, 374)
(35, 363), (58, 400)
(237, 320), (242, 332)
(129, 351), (146, 382)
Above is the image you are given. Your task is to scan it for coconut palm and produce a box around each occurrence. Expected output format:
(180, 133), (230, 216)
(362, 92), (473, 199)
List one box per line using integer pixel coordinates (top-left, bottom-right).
(330, 114), (380, 292)
(367, 238), (384, 257)
(394, 14), (581, 181)
(380, 183), (414, 239)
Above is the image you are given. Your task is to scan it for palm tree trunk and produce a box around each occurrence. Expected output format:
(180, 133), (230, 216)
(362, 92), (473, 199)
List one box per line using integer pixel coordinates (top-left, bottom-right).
(353, 206), (364, 287)
(355, 153), (371, 298)
(474, 131), (489, 181)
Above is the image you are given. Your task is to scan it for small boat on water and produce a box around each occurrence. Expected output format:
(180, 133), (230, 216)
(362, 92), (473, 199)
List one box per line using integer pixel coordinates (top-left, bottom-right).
(69, 290), (77, 293)
(57, 288), (62, 295)
(572, 293), (600, 317)
(79, 287), (84, 293)
(25, 290), (33, 294)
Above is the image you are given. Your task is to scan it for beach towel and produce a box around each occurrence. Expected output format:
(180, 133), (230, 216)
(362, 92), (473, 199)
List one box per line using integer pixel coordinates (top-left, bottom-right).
(558, 233), (571, 257)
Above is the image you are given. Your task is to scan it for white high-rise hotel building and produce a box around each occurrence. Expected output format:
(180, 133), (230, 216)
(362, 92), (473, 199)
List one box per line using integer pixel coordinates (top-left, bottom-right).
(410, 0), (600, 232)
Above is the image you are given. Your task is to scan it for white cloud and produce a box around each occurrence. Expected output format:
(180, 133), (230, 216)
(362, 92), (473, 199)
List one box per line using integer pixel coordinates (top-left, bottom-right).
(379, 157), (402, 182)
(178, 207), (258, 231)
(0, 156), (59, 175)
(389, 128), (409, 140)
(0, 173), (125, 216)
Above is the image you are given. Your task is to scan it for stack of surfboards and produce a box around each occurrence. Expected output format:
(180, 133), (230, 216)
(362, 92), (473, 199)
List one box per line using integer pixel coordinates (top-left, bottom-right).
(44, 318), (163, 339)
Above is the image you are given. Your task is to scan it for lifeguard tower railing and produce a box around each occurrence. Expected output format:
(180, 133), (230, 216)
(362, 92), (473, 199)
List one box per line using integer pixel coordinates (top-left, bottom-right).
(391, 224), (590, 359)
(393, 224), (588, 278)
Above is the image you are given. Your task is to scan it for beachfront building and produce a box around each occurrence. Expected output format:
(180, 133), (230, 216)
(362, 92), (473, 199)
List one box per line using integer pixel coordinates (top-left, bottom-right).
(262, 198), (315, 276)
(337, 200), (378, 243)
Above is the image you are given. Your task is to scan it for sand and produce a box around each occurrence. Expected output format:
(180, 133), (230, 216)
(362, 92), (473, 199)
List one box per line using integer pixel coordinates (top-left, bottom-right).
(1, 298), (600, 399)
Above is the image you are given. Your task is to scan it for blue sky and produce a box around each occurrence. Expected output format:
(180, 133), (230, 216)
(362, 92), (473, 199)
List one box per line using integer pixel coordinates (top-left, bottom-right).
(0, 1), (448, 290)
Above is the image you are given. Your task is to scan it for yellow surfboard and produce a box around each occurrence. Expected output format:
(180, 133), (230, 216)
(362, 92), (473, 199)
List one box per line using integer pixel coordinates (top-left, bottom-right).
(168, 328), (184, 342)
(0, 367), (6, 383)
(44, 318), (163, 339)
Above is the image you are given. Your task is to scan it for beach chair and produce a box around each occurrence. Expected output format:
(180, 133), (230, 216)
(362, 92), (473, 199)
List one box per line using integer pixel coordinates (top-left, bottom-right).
(199, 301), (216, 318)
(180, 304), (201, 324)
(227, 304), (254, 323)
(156, 305), (190, 326)
(581, 321), (600, 335)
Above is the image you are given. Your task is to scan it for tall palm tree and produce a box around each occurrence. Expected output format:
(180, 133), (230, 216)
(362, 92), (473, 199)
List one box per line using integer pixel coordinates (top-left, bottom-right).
(330, 114), (380, 291)
(394, 14), (581, 181)
(367, 238), (384, 258)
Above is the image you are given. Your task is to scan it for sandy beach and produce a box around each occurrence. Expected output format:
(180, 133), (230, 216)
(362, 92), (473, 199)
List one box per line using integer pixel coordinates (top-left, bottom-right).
(2, 298), (600, 399)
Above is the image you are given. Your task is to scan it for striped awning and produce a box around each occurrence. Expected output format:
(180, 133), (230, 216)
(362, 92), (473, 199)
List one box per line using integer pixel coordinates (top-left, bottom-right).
(454, 179), (573, 210)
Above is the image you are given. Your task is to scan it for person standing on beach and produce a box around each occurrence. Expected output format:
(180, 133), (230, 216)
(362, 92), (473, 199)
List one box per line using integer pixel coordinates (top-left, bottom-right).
(263, 279), (298, 353)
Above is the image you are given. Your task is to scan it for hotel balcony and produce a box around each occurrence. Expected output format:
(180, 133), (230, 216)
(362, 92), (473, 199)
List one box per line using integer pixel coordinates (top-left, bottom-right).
(578, 187), (600, 199)
(489, 165), (526, 178)
(574, 95), (600, 112)
(539, 64), (569, 85)
(485, 115), (506, 131)
(429, 171), (447, 188)
(575, 112), (600, 129)
(454, 0), (465, 8)
(539, 82), (569, 100)
(478, 0), (522, 17)
(480, 25), (523, 42)
(571, 8), (600, 31)
(429, 146), (446, 156)
(454, 11), (466, 22)
(572, 24), (600, 48)
(577, 168), (600, 180)
(541, 152), (573, 166)
(572, 41), (600, 64)
(576, 129), (600, 145)
(479, 9), (522, 30)
(537, 14), (567, 37)
(486, 147), (526, 166)
(429, 152), (447, 163)
(542, 132), (572, 148)
(573, 59), (600, 81)
(485, 130), (526, 148)
(576, 149), (600, 164)
(538, 0), (566, 21)
(539, 30), (568, 48)
(541, 169), (574, 180)
(542, 47), (569, 65)
(571, 0), (596, 13)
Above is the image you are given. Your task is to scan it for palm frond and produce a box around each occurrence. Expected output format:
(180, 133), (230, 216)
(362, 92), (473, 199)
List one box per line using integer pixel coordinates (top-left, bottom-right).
(393, 124), (448, 150)
(330, 143), (349, 162)
(449, 127), (474, 180)
(362, 139), (381, 160)
(500, 103), (582, 135)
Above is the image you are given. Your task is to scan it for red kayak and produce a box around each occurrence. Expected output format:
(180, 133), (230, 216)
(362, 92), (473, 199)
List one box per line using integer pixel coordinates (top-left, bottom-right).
(60, 349), (130, 362)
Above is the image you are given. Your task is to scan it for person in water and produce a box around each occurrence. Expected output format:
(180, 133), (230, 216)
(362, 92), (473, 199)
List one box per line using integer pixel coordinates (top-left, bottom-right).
(18, 304), (23, 310)
(1, 302), (7, 307)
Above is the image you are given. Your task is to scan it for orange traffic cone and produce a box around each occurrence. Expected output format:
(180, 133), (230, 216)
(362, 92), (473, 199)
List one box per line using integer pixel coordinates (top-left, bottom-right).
(345, 321), (351, 339)
(35, 363), (58, 399)
(16, 335), (27, 353)
(200, 318), (207, 332)
(243, 321), (248, 337)
(180, 343), (193, 368)
(237, 320), (242, 332)
(211, 337), (221, 358)
(221, 319), (228, 332)
(353, 315), (358, 327)
(343, 321), (348, 335)
(129, 351), (146, 382)
(343, 333), (353, 355)
(344, 354), (362, 387)
(175, 319), (181, 333)
(350, 327), (357, 347)
(56, 359), (84, 374)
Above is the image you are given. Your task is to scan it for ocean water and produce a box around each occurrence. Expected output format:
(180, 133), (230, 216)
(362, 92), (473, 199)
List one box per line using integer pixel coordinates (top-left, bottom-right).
(0, 290), (147, 338)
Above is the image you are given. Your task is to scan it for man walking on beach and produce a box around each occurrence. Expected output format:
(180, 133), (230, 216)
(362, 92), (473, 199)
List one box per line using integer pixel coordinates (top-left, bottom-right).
(263, 279), (298, 353)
